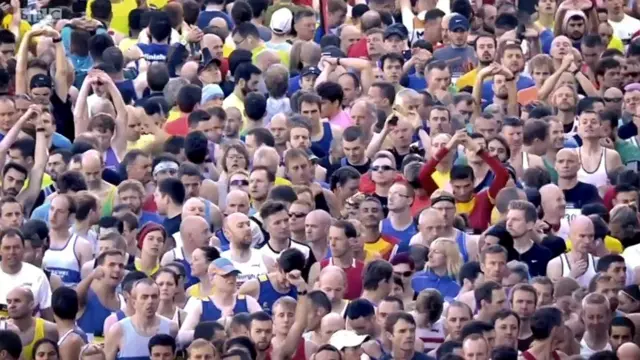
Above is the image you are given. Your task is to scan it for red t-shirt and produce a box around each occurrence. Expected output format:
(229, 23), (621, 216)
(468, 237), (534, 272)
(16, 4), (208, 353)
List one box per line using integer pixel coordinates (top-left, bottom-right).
(359, 172), (406, 194)
(320, 258), (364, 300)
(347, 37), (369, 59)
(142, 193), (158, 213)
(164, 115), (189, 136)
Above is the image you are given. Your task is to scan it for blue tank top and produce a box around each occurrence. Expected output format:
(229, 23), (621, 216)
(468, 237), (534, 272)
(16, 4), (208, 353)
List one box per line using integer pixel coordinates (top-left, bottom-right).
(77, 290), (119, 337)
(104, 147), (120, 171)
(257, 274), (297, 314)
(380, 219), (418, 254)
(138, 43), (169, 63)
(200, 295), (249, 322)
(311, 122), (333, 158)
(116, 79), (137, 104)
(116, 317), (172, 360)
(215, 229), (231, 252)
(455, 230), (469, 262)
(115, 310), (126, 321)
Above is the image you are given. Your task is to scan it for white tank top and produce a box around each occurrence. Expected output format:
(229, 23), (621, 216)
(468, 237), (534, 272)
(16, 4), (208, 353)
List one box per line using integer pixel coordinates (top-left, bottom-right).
(522, 151), (530, 172)
(560, 253), (598, 288)
(577, 148), (608, 191)
(42, 234), (82, 287)
(221, 248), (268, 287)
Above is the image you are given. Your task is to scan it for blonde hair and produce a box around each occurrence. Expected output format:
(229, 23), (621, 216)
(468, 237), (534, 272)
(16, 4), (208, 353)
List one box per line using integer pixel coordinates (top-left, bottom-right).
(426, 238), (463, 278)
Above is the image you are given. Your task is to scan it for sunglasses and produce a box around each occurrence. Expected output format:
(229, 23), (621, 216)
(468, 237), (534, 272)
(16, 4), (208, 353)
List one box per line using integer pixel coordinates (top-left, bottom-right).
(230, 179), (249, 187)
(394, 271), (413, 277)
(289, 212), (308, 219)
(604, 97), (622, 103)
(371, 165), (394, 172)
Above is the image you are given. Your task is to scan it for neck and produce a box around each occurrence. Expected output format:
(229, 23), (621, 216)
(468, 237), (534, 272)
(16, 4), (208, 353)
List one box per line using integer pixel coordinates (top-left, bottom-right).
(197, 275), (213, 294)
(56, 319), (76, 334)
(332, 252), (354, 267)
(212, 290), (235, 304)
(166, 205), (182, 219)
(310, 119), (322, 137)
(133, 313), (157, 327)
(140, 253), (158, 272)
(584, 329), (610, 348)
(0, 260), (21, 274)
(538, 13), (554, 28)
(545, 148), (559, 164)
(156, 300), (175, 318)
(12, 316), (34, 331)
(291, 230), (306, 242)
(230, 245), (253, 260)
(609, 11), (624, 22)
(582, 139), (601, 152)
(362, 226), (381, 243)
(476, 309), (492, 323)
(526, 340), (555, 360)
(310, 240), (328, 257)
(391, 348), (414, 360)
(375, 183), (391, 196)
(519, 319), (532, 338)
(93, 280), (118, 298)
(51, 227), (70, 240)
(252, 198), (267, 212)
(74, 220), (91, 234)
(234, 88), (245, 101)
(431, 266), (447, 276)
(362, 290), (382, 305)
(246, 119), (265, 131)
(557, 176), (578, 190)
(389, 210), (412, 226)
(268, 237), (289, 252)
(542, 210), (562, 225)
(513, 236), (533, 252)
(558, 110), (575, 125)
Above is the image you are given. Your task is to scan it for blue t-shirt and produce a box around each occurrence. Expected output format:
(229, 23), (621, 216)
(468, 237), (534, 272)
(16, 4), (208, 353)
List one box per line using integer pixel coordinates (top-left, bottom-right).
(197, 10), (234, 30)
(52, 132), (72, 150)
(138, 43), (170, 63)
(481, 75), (536, 105)
(407, 75), (427, 91)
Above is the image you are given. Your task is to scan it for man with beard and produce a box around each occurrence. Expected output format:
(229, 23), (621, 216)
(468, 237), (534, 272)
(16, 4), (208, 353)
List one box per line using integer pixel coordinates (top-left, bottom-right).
(562, 11), (588, 48)
(357, 197), (399, 261)
(116, 180), (163, 228)
(81, 150), (116, 217)
(221, 212), (269, 287)
(505, 201), (552, 277)
(473, 63), (518, 117)
(478, 5), (497, 33)
(223, 62), (262, 125)
(250, 312), (274, 360)
(580, 293), (614, 357)
(544, 118), (570, 166)
(480, 42), (534, 106)
(433, 15), (477, 82)
(457, 34), (496, 90)
(43, 149), (71, 196)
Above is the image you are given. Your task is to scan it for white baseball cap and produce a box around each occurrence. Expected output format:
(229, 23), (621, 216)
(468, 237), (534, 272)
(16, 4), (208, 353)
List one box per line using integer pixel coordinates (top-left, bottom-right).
(270, 8), (293, 35)
(329, 330), (370, 350)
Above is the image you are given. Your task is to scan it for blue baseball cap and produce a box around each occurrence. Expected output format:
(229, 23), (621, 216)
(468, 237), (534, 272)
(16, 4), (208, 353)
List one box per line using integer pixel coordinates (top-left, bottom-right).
(211, 258), (241, 276)
(449, 14), (470, 32)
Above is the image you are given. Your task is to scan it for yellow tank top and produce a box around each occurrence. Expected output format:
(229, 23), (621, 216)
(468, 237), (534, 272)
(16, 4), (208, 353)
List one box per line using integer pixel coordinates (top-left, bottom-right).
(22, 318), (45, 360)
(186, 283), (215, 299)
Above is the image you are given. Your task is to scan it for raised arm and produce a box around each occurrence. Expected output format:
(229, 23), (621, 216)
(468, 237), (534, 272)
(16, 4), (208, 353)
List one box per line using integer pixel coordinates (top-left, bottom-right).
(0, 107), (35, 171)
(73, 72), (95, 138)
(275, 270), (309, 360)
(365, 116), (395, 159)
(76, 266), (102, 309)
(472, 64), (499, 119)
(537, 54), (573, 102)
(40, 27), (70, 102)
(418, 130), (466, 196)
(95, 71), (128, 159)
(8, 0), (21, 43)
(16, 29), (45, 95)
(17, 111), (48, 214)
(464, 134), (509, 201)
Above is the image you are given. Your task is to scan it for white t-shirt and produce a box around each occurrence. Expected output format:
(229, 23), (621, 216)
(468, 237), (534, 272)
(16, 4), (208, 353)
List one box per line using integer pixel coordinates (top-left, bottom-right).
(609, 14), (640, 44)
(0, 262), (52, 313)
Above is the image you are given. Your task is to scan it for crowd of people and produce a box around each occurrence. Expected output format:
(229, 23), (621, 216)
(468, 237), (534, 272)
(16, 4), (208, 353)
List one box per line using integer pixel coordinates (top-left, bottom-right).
(1, 0), (640, 359)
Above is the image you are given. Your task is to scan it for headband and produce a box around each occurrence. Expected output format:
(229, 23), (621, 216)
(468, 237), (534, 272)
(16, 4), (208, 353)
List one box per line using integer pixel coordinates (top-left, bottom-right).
(153, 161), (179, 176)
(430, 195), (456, 206)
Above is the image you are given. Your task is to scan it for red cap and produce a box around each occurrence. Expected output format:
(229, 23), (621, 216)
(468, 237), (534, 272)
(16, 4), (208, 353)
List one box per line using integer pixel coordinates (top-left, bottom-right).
(137, 223), (167, 250)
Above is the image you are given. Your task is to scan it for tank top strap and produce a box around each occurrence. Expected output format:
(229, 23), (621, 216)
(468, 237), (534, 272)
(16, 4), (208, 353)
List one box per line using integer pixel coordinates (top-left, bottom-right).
(521, 351), (537, 360)
(455, 230), (469, 262)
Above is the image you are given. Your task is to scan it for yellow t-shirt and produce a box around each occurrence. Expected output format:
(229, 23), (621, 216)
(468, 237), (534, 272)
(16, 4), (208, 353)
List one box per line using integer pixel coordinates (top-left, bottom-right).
(87, 0), (137, 36)
(1, 15), (31, 43)
(608, 36), (625, 53)
(167, 107), (182, 123)
(222, 93), (246, 126)
(127, 134), (155, 151)
(432, 170), (450, 190)
(134, 258), (160, 276)
(23, 173), (54, 191)
(147, 0), (168, 9)
(565, 236), (623, 254)
(118, 37), (138, 53)
(456, 68), (478, 90)
(274, 177), (292, 186)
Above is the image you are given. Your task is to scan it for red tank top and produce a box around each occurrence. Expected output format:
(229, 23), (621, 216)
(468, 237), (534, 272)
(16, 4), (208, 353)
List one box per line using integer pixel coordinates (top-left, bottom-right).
(292, 338), (306, 360)
(521, 350), (561, 360)
(320, 258), (365, 300)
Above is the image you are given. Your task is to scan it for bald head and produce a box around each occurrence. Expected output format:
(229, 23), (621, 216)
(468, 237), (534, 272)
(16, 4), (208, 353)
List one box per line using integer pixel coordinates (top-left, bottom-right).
(320, 313), (346, 342)
(604, 87), (623, 99)
(8, 287), (34, 302)
(224, 212), (252, 247)
(180, 215), (210, 247)
(253, 146), (280, 173)
(540, 183), (566, 217)
(361, 11), (381, 31)
(226, 190), (250, 215)
(618, 343), (640, 360)
(569, 215), (595, 253)
(305, 210), (332, 243)
(255, 50), (281, 72)
(182, 197), (206, 219)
